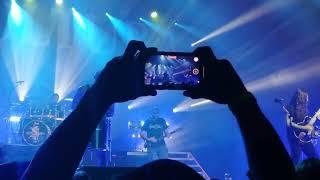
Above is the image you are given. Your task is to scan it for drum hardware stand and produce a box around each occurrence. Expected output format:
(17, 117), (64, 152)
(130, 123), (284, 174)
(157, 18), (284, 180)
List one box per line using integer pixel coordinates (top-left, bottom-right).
(6, 82), (26, 145)
(105, 117), (112, 166)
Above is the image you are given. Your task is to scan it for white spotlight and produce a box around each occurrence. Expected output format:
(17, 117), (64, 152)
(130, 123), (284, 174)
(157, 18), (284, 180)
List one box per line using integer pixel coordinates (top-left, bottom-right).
(9, 116), (21, 122)
(140, 120), (145, 126)
(172, 108), (178, 113)
(191, 0), (295, 46)
(190, 100), (212, 107)
(56, 0), (63, 6)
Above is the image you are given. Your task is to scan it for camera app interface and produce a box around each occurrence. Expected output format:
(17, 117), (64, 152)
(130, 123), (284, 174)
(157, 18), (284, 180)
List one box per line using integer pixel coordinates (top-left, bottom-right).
(145, 55), (201, 87)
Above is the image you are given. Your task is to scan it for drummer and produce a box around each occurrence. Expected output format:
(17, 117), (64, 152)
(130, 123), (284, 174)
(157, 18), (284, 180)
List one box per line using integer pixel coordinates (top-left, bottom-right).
(44, 93), (63, 119)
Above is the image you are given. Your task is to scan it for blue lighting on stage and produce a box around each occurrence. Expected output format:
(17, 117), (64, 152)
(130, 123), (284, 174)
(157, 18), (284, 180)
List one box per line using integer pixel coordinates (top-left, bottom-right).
(0, 1), (319, 179)
(56, 7), (114, 100)
(140, 120), (145, 126)
(10, 0), (22, 26)
(174, 22), (202, 37)
(56, 0), (63, 6)
(139, 17), (166, 36)
(9, 116), (21, 122)
(106, 13), (136, 43)
(72, 8), (86, 29)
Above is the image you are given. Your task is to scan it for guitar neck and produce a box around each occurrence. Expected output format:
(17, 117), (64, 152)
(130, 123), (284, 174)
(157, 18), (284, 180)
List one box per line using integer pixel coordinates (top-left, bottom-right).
(307, 109), (320, 126)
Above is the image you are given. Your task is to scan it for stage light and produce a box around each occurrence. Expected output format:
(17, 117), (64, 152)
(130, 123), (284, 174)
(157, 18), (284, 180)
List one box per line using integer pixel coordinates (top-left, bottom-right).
(246, 57), (320, 92)
(56, 0), (63, 6)
(132, 134), (136, 138)
(190, 100), (212, 107)
(127, 96), (154, 110)
(105, 13), (135, 43)
(140, 120), (145, 126)
(139, 18), (166, 36)
(72, 8), (85, 29)
(191, 1), (295, 46)
(56, 8), (109, 100)
(172, 99), (195, 113)
(4, 1), (46, 104)
(174, 22), (201, 38)
(9, 116), (21, 122)
(139, 17), (143, 21)
(184, 57), (320, 109)
(194, 57), (199, 62)
(150, 11), (158, 19)
(10, 0), (22, 25)
(166, 121), (170, 126)
(173, 99), (215, 112)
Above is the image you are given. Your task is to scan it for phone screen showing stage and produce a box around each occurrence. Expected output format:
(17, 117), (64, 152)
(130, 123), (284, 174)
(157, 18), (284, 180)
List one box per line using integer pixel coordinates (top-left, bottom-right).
(144, 54), (201, 88)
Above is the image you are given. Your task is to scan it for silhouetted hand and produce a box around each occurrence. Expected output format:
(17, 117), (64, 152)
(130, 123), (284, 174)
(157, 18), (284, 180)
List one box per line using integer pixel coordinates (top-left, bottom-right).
(183, 46), (249, 104)
(92, 40), (157, 104)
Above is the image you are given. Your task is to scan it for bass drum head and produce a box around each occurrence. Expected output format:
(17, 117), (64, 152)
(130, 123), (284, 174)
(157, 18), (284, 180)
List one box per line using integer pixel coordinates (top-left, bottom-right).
(22, 120), (51, 146)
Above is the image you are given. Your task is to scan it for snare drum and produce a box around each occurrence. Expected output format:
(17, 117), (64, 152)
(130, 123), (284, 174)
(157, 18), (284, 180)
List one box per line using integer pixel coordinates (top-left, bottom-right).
(22, 120), (51, 146)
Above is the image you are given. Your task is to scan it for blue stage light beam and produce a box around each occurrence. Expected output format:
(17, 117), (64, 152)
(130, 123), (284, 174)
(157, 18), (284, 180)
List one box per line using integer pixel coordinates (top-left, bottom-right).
(182, 56), (320, 109)
(55, 8), (113, 99)
(72, 8), (86, 29)
(173, 99), (213, 113)
(191, 0), (296, 46)
(56, 0), (63, 6)
(10, 0), (22, 25)
(139, 17), (167, 36)
(106, 13), (135, 43)
(246, 57), (320, 92)
(128, 96), (154, 110)
(2, 1), (47, 101)
(174, 22), (202, 37)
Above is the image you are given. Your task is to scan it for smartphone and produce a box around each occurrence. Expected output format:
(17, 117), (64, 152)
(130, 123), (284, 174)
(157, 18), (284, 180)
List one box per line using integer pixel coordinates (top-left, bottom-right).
(144, 52), (203, 90)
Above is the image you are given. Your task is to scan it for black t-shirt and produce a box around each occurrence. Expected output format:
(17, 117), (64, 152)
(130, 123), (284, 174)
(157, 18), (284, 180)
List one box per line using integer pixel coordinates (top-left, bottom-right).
(141, 117), (168, 148)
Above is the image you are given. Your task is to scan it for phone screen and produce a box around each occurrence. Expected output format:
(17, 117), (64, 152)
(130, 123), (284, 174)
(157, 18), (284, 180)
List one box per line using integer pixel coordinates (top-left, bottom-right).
(144, 53), (201, 89)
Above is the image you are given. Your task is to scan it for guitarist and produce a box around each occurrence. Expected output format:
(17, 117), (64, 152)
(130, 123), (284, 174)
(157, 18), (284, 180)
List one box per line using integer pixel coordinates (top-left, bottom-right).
(140, 107), (169, 161)
(286, 89), (318, 165)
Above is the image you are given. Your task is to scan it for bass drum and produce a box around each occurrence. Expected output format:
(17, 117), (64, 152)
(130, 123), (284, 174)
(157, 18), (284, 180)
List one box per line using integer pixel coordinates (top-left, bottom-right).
(22, 120), (51, 146)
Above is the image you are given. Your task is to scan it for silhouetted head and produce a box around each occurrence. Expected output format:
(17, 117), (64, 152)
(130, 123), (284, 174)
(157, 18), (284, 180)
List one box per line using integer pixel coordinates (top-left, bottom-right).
(121, 159), (204, 180)
(151, 107), (160, 118)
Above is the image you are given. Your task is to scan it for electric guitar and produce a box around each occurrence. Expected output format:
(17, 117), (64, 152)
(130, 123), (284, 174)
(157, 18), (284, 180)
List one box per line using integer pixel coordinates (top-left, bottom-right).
(276, 99), (320, 143)
(144, 128), (182, 148)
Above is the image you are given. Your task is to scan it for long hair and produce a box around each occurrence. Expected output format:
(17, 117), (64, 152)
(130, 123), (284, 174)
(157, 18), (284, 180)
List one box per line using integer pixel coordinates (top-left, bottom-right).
(288, 89), (309, 121)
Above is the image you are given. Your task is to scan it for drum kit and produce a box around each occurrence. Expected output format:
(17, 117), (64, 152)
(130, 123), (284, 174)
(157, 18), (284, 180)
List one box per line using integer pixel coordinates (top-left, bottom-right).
(7, 100), (72, 146)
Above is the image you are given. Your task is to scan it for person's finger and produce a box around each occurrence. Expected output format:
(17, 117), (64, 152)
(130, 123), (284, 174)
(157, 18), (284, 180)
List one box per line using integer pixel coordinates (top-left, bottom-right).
(123, 40), (146, 60)
(193, 46), (217, 66)
(143, 88), (157, 97)
(137, 47), (157, 66)
(183, 89), (202, 99)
